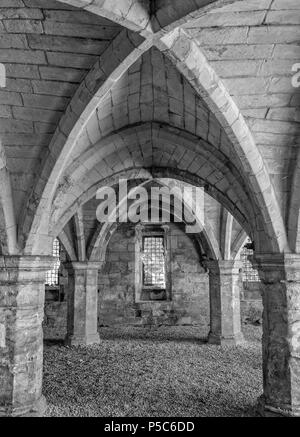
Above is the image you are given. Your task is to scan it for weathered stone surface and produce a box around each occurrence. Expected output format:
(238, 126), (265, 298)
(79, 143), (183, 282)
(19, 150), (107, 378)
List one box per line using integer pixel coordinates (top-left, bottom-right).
(206, 260), (244, 346)
(241, 282), (263, 325)
(98, 223), (209, 330)
(0, 256), (54, 417)
(255, 254), (300, 417)
(66, 262), (101, 346)
(43, 301), (67, 340)
(0, 0), (299, 419)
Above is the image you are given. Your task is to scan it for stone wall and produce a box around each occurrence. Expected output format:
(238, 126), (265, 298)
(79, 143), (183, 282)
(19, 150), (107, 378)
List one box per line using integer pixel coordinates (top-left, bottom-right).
(241, 281), (263, 325)
(98, 223), (209, 332)
(43, 244), (69, 340)
(43, 301), (68, 340)
(41, 229), (264, 340)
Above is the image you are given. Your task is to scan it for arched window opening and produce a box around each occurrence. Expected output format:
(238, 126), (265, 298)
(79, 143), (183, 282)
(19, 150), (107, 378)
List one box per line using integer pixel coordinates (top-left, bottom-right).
(45, 238), (61, 286)
(241, 238), (260, 283)
(142, 236), (166, 289)
(135, 224), (171, 302)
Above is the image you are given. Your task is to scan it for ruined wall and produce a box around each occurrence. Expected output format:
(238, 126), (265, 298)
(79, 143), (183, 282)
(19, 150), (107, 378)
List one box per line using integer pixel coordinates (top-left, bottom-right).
(98, 223), (209, 332)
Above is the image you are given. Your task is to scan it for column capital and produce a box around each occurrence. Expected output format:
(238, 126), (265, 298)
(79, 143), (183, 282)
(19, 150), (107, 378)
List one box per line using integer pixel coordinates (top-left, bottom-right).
(254, 253), (300, 264)
(0, 255), (56, 283)
(70, 261), (103, 271)
(0, 255), (55, 269)
(205, 259), (242, 275)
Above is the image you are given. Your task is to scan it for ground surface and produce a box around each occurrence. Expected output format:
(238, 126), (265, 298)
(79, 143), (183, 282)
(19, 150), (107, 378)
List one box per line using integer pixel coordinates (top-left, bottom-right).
(43, 325), (262, 417)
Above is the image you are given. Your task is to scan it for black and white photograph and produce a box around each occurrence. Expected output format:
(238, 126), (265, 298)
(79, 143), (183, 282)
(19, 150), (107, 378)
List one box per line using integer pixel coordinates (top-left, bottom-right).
(0, 0), (299, 422)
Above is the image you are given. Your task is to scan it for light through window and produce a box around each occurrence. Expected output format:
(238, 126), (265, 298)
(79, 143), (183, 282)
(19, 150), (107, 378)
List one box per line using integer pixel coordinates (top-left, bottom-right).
(45, 238), (60, 286)
(241, 239), (260, 283)
(142, 237), (166, 289)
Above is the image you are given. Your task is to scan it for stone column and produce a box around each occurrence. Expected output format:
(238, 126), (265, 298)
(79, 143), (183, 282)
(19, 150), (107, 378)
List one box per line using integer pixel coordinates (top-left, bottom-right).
(66, 261), (101, 346)
(0, 255), (54, 417)
(255, 254), (300, 417)
(207, 260), (244, 346)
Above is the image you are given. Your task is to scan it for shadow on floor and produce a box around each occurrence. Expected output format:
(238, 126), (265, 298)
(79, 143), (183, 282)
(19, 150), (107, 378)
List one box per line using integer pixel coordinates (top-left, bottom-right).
(44, 339), (65, 347)
(99, 328), (209, 345)
(44, 325), (262, 348)
(44, 332), (209, 347)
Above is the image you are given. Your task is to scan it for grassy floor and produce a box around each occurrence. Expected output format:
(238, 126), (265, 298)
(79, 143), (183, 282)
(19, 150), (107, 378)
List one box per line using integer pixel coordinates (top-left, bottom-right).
(43, 325), (262, 417)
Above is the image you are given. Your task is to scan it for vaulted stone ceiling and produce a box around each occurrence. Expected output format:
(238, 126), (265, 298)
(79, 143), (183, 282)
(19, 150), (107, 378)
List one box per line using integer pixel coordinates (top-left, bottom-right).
(183, 0), (300, 218)
(0, 0), (299, 256)
(59, 180), (245, 263)
(50, 48), (253, 236)
(0, 0), (123, 218)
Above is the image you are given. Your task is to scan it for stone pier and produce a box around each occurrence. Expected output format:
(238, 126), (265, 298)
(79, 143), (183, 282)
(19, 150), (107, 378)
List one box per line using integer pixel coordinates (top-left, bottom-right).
(207, 260), (244, 346)
(255, 254), (300, 417)
(66, 262), (101, 346)
(0, 256), (54, 417)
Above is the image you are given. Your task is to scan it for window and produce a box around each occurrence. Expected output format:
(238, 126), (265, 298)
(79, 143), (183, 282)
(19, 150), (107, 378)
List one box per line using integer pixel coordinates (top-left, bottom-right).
(45, 238), (60, 286)
(142, 236), (166, 289)
(135, 225), (170, 302)
(241, 239), (260, 283)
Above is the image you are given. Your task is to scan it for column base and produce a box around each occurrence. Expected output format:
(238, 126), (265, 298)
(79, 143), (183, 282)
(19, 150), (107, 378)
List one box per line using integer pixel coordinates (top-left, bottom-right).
(65, 332), (100, 347)
(257, 395), (300, 417)
(0, 395), (47, 417)
(207, 331), (244, 346)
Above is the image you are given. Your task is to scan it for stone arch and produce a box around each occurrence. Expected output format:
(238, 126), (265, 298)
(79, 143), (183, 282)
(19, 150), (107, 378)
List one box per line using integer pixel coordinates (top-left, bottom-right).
(47, 122), (257, 245)
(90, 206), (216, 266)
(88, 178), (221, 262)
(157, 28), (288, 253)
(55, 0), (247, 37)
(231, 230), (248, 261)
(220, 209), (233, 261)
(21, 30), (151, 254)
(73, 208), (86, 262)
(22, 23), (288, 256)
(58, 229), (77, 262)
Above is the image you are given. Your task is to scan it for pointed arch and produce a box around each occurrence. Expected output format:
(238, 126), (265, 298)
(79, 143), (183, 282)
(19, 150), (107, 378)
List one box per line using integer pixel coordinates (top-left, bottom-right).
(74, 207), (86, 261)
(157, 28), (288, 253)
(22, 30), (151, 255)
(58, 229), (77, 262)
(88, 178), (221, 261)
(220, 208), (233, 260)
(47, 122), (255, 246)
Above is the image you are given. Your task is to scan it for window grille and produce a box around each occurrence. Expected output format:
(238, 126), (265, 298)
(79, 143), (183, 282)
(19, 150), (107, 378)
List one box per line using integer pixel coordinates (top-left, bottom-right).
(142, 236), (166, 289)
(241, 239), (260, 283)
(45, 238), (60, 286)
